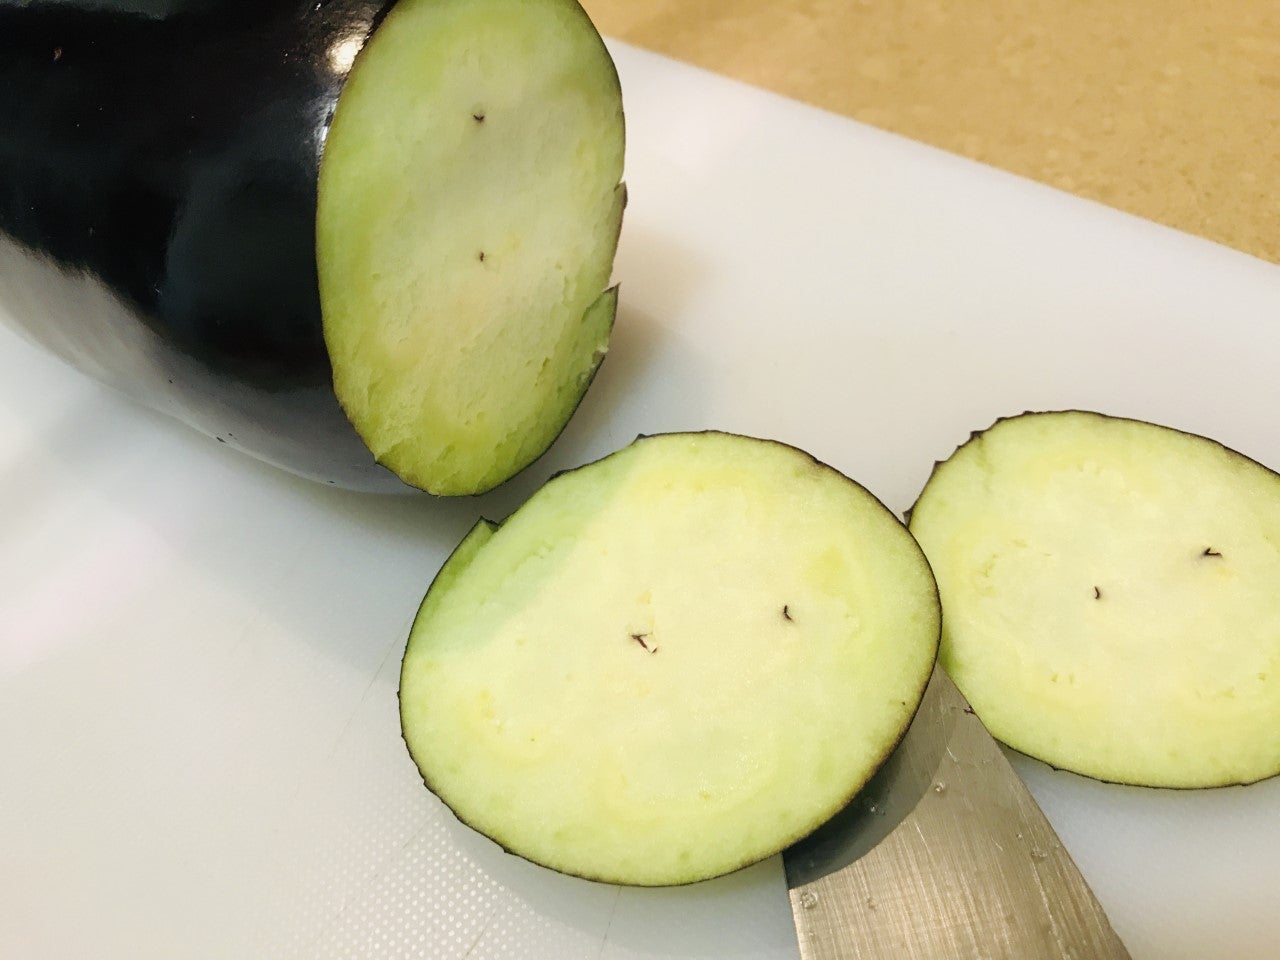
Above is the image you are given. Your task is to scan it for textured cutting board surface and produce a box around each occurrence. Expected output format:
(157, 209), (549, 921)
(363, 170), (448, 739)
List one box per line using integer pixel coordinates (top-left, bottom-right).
(2, 41), (1279, 960)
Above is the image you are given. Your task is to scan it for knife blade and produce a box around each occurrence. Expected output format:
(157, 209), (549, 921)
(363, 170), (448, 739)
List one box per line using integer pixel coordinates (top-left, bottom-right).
(783, 667), (1132, 959)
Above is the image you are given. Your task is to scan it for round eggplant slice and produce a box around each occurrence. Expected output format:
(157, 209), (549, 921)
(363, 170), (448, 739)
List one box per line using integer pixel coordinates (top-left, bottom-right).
(909, 410), (1280, 788)
(0, 0), (624, 494)
(400, 431), (940, 886)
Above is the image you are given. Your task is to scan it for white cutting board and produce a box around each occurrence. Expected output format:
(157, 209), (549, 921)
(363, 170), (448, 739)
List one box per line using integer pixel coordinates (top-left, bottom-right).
(2, 40), (1279, 960)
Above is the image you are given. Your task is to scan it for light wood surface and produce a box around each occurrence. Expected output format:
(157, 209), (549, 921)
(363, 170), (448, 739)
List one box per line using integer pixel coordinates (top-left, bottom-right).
(584, 1), (1280, 264)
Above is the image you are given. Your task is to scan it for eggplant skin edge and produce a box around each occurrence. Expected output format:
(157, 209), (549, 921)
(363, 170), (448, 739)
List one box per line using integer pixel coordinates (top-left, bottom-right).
(0, 0), (620, 494)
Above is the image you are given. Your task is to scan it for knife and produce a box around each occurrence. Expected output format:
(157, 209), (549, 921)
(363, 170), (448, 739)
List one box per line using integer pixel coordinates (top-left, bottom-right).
(783, 667), (1133, 959)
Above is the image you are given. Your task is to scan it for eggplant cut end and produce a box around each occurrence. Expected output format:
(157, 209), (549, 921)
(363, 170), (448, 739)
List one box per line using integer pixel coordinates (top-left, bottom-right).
(317, 0), (626, 496)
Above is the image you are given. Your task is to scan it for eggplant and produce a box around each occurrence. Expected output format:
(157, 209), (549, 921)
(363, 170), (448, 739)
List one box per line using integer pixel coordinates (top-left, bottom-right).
(0, 0), (626, 493)
(908, 410), (1280, 788)
(399, 431), (941, 885)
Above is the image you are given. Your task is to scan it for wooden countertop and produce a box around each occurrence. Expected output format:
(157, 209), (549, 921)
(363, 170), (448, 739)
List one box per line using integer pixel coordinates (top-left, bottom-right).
(584, 0), (1280, 265)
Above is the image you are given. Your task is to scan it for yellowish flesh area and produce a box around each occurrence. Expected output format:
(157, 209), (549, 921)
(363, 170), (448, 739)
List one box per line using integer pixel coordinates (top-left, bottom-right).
(401, 434), (940, 885)
(910, 412), (1280, 787)
(317, 0), (625, 494)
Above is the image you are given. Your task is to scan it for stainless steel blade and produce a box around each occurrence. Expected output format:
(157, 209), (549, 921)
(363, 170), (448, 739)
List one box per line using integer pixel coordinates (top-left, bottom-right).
(784, 667), (1132, 960)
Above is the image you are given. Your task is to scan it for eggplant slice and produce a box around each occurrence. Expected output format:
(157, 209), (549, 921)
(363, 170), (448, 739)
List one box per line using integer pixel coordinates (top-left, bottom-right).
(909, 410), (1280, 788)
(400, 432), (940, 886)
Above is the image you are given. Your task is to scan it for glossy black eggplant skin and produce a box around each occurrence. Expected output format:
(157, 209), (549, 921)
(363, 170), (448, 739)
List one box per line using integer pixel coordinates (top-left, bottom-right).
(0, 0), (412, 491)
